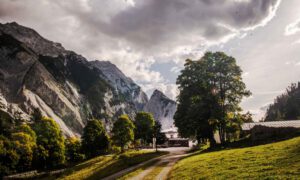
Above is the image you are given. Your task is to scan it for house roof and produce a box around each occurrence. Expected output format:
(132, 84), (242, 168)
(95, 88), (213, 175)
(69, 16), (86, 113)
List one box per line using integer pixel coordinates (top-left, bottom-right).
(241, 120), (300, 131)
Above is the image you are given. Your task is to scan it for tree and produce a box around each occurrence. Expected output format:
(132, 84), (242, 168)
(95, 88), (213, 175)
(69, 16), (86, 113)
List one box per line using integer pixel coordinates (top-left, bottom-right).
(134, 112), (155, 145)
(0, 135), (19, 177)
(32, 117), (65, 169)
(175, 52), (250, 145)
(153, 120), (167, 151)
(65, 138), (85, 162)
(11, 124), (37, 171)
(112, 115), (135, 152)
(265, 82), (300, 121)
(81, 119), (110, 158)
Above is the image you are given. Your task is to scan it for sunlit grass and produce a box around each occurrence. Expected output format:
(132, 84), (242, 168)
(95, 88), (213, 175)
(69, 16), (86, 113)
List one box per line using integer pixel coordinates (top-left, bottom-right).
(169, 137), (300, 179)
(44, 150), (167, 180)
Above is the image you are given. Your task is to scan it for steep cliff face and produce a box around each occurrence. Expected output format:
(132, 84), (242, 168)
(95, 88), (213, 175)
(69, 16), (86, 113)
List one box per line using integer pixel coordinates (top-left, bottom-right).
(144, 90), (177, 130)
(0, 22), (148, 136)
(91, 61), (148, 111)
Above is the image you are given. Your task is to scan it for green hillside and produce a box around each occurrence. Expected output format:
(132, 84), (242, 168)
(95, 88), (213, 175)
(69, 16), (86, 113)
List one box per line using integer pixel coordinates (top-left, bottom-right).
(169, 137), (300, 179)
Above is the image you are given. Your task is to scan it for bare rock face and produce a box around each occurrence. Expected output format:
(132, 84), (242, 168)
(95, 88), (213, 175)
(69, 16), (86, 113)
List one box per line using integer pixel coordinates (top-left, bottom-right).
(0, 22), (149, 136)
(91, 61), (148, 111)
(144, 90), (177, 130)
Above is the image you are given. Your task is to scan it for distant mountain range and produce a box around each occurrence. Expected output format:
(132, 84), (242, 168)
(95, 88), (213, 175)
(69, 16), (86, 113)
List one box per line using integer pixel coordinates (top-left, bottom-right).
(0, 22), (177, 136)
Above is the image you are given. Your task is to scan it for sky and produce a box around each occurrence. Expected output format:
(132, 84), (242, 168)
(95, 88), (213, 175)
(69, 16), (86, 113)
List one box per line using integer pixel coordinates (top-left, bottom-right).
(1, 0), (300, 120)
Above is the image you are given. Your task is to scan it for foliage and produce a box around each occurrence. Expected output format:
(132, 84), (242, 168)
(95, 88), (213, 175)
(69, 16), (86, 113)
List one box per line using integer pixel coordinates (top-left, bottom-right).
(31, 108), (43, 123)
(174, 52), (250, 145)
(11, 124), (37, 171)
(112, 115), (135, 152)
(265, 82), (300, 121)
(169, 137), (300, 179)
(0, 110), (15, 136)
(0, 135), (19, 177)
(134, 112), (155, 144)
(81, 119), (110, 158)
(153, 120), (167, 145)
(65, 138), (85, 163)
(32, 117), (65, 169)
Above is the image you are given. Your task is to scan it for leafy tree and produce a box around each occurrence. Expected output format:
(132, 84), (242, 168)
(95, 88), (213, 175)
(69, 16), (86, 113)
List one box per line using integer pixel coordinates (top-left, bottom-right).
(0, 135), (19, 177)
(175, 52), (250, 145)
(153, 120), (167, 151)
(32, 117), (65, 169)
(81, 119), (110, 158)
(11, 124), (37, 171)
(112, 115), (135, 152)
(134, 112), (155, 145)
(65, 138), (85, 162)
(265, 82), (300, 121)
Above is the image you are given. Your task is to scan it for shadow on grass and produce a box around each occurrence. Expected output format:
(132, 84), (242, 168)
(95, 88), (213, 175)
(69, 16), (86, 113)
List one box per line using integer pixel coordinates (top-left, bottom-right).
(86, 151), (168, 180)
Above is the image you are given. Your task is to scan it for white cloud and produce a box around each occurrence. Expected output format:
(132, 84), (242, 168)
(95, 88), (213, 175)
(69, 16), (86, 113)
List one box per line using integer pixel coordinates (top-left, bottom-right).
(285, 19), (300, 35)
(0, 0), (281, 101)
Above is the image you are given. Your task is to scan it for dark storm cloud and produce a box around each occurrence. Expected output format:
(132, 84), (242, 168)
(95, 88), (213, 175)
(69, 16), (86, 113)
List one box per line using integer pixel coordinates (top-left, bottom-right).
(0, 0), (280, 53)
(97, 0), (281, 50)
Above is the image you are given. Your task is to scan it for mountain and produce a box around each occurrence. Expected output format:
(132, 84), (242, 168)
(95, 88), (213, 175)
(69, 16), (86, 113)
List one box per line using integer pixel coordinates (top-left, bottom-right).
(90, 61), (148, 111)
(144, 89), (177, 130)
(0, 22), (149, 136)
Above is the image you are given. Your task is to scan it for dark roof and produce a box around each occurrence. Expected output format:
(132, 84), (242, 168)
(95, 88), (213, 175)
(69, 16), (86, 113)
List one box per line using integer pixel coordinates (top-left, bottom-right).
(241, 120), (300, 131)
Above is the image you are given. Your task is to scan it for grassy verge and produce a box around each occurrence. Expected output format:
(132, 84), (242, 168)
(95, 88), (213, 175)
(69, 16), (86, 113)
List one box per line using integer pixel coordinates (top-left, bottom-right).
(168, 136), (300, 179)
(43, 150), (167, 180)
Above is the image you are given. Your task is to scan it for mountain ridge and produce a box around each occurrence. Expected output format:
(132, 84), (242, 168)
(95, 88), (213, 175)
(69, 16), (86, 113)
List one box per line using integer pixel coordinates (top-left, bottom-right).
(0, 21), (176, 136)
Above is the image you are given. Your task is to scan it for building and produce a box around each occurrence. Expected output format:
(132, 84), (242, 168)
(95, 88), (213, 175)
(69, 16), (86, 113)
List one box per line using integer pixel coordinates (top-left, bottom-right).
(161, 127), (189, 147)
(241, 120), (300, 141)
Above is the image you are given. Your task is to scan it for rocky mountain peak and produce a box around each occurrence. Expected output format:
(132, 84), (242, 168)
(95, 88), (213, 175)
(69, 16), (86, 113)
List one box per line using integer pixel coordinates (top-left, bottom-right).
(143, 89), (177, 130)
(0, 22), (65, 56)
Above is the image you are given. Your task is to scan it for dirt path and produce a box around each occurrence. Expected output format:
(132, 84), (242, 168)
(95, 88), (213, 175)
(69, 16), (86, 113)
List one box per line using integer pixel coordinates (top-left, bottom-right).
(103, 147), (189, 180)
(126, 147), (190, 180)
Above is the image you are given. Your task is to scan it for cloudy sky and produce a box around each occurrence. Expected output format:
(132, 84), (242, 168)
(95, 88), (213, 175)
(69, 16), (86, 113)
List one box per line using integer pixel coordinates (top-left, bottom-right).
(1, 0), (300, 120)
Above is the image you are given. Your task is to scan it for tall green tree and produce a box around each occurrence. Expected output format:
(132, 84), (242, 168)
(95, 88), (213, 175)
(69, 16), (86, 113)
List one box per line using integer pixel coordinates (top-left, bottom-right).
(112, 115), (135, 152)
(175, 52), (250, 145)
(265, 82), (300, 121)
(134, 112), (155, 145)
(32, 117), (65, 169)
(11, 124), (37, 171)
(81, 119), (110, 158)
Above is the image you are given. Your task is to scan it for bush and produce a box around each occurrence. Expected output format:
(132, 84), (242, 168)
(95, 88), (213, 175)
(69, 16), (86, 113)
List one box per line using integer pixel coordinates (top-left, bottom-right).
(65, 138), (85, 163)
(0, 135), (19, 177)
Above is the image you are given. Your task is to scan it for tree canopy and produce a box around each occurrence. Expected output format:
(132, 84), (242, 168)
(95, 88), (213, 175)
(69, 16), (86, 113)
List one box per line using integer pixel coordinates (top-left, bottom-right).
(112, 115), (135, 152)
(174, 52), (250, 144)
(32, 117), (65, 168)
(134, 112), (155, 144)
(265, 82), (300, 121)
(81, 119), (110, 158)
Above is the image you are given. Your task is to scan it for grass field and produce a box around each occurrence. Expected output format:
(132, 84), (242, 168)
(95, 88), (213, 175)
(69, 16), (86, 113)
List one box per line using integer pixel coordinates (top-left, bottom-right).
(169, 136), (300, 179)
(44, 150), (167, 180)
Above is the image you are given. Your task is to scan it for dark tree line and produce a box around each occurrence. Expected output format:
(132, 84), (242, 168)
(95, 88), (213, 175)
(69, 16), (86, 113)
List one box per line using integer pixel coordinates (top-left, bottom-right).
(265, 82), (300, 121)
